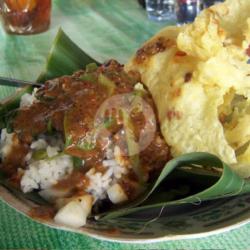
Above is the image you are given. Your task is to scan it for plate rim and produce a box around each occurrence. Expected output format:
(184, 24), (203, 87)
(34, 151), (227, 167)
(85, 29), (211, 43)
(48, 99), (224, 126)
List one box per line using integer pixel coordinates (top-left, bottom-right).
(1, 185), (250, 243)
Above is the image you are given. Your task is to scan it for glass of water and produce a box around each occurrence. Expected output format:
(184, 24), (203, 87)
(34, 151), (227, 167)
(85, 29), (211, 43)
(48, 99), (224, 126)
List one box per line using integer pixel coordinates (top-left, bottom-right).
(145, 0), (176, 22)
(203, 0), (224, 8)
(175, 0), (203, 25)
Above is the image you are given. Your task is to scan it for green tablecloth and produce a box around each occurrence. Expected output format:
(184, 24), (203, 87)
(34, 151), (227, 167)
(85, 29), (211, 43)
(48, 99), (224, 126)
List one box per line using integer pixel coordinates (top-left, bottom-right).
(0, 0), (250, 249)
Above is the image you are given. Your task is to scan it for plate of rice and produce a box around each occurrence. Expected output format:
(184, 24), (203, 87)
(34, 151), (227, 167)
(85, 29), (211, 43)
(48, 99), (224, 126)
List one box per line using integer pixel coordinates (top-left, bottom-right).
(1, 60), (250, 242)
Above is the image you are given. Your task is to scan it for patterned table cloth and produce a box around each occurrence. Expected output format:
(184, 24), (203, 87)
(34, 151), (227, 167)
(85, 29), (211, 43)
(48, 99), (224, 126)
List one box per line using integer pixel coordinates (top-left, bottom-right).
(0, 0), (249, 249)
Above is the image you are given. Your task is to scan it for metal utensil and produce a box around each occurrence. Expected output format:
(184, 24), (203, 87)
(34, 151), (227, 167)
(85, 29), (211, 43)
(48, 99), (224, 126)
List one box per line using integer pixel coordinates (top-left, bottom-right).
(0, 76), (43, 88)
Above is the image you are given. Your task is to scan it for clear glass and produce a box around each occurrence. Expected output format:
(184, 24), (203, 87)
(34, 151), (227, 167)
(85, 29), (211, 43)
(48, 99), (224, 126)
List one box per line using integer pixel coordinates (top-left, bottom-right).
(203, 0), (224, 8)
(176, 0), (202, 25)
(145, 0), (176, 22)
(0, 0), (51, 35)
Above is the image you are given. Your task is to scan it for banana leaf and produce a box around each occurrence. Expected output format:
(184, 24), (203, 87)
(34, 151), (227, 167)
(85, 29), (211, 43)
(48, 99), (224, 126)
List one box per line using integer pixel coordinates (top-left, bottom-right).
(0, 86), (33, 130)
(97, 152), (250, 220)
(37, 28), (99, 83)
(1, 29), (250, 220)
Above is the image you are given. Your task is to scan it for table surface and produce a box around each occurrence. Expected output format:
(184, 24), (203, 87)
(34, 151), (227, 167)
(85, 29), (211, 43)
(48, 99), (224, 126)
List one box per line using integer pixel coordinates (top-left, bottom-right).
(0, 0), (250, 249)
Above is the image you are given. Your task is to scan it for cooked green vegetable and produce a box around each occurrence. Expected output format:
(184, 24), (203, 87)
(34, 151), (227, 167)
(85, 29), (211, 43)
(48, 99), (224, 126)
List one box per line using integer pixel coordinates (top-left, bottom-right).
(73, 156), (83, 168)
(77, 141), (96, 151)
(32, 149), (48, 161)
(85, 63), (98, 73)
(79, 74), (97, 83)
(103, 117), (115, 129)
(47, 119), (53, 134)
(122, 109), (146, 184)
(98, 74), (115, 96)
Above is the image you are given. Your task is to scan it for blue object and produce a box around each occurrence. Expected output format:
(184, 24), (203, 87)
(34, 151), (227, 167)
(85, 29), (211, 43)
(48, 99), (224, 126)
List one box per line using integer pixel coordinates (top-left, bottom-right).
(203, 0), (224, 8)
(176, 0), (202, 25)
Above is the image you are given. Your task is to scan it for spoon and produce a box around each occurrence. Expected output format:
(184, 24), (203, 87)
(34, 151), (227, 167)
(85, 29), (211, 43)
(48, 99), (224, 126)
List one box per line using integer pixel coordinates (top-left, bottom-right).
(0, 76), (43, 88)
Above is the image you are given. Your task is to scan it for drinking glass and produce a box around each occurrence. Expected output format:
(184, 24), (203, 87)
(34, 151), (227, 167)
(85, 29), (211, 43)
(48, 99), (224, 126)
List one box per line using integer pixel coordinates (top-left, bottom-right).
(176, 0), (202, 25)
(203, 0), (224, 8)
(0, 0), (51, 35)
(145, 0), (176, 22)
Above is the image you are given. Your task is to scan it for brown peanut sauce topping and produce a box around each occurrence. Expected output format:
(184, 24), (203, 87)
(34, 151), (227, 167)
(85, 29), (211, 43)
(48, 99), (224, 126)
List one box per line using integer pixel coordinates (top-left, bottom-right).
(0, 133), (29, 176)
(3, 60), (171, 205)
(166, 110), (182, 121)
(29, 206), (56, 221)
(246, 44), (250, 57)
(184, 72), (192, 83)
(135, 37), (175, 63)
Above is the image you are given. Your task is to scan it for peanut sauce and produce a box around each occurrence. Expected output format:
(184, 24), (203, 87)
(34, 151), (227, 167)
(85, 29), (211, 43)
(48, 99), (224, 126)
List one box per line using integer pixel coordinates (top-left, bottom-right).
(29, 206), (56, 221)
(54, 171), (90, 192)
(166, 110), (182, 121)
(246, 44), (250, 57)
(184, 72), (192, 83)
(0, 134), (29, 176)
(3, 60), (171, 211)
(135, 37), (175, 63)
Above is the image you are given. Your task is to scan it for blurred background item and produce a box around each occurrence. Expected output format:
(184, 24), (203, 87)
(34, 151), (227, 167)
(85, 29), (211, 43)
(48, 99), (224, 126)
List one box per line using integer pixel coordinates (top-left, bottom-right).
(138, 0), (146, 8)
(176, 0), (202, 25)
(145, 0), (176, 22)
(0, 0), (51, 35)
(203, 0), (224, 8)
(139, 0), (224, 24)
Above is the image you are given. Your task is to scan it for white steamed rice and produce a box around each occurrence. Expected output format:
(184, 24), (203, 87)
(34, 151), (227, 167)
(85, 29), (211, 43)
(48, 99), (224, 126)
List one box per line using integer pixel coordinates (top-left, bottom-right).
(0, 129), (14, 160)
(0, 128), (129, 203)
(20, 88), (38, 108)
(21, 154), (73, 193)
(0, 89), (130, 204)
(20, 134), (72, 193)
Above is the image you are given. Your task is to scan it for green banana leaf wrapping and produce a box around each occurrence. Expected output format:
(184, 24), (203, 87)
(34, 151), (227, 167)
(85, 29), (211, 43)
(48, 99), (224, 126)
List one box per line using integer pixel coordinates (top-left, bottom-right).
(0, 29), (250, 219)
(99, 152), (250, 220)
(37, 28), (99, 83)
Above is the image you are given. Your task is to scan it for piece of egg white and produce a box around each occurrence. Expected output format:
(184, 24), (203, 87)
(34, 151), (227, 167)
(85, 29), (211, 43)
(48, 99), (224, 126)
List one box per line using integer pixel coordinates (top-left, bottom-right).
(54, 194), (93, 228)
(39, 187), (72, 203)
(107, 183), (128, 204)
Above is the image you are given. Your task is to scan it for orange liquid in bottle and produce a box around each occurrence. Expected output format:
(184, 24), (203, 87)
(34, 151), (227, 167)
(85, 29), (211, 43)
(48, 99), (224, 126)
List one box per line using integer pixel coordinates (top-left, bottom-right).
(1, 0), (51, 34)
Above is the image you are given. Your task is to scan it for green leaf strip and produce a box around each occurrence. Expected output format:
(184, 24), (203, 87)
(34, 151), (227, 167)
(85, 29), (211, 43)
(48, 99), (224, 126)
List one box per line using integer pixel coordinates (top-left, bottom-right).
(37, 28), (99, 82)
(99, 152), (250, 220)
